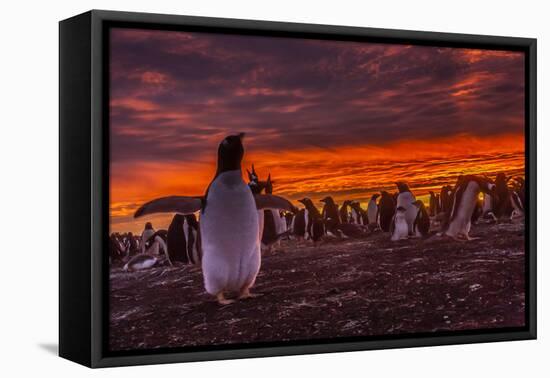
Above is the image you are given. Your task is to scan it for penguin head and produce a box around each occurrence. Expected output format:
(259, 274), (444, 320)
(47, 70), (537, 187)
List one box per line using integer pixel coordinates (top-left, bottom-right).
(144, 222), (153, 230)
(395, 181), (411, 193)
(370, 193), (380, 201)
(217, 133), (245, 173)
(298, 198), (313, 207)
(320, 196), (335, 205)
(246, 164), (258, 183)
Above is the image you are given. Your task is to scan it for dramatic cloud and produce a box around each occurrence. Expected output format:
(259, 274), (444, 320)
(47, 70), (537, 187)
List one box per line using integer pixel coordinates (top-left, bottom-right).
(109, 28), (525, 233)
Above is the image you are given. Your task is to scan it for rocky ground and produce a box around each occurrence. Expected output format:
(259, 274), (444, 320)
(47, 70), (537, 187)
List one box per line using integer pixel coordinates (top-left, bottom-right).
(109, 220), (525, 351)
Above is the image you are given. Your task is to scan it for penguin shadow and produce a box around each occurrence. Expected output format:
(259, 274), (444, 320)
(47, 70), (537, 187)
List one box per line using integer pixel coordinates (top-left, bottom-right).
(37, 343), (58, 355)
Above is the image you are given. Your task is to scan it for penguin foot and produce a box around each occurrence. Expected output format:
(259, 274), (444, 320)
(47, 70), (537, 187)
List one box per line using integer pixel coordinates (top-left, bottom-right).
(238, 288), (263, 300)
(216, 293), (235, 305)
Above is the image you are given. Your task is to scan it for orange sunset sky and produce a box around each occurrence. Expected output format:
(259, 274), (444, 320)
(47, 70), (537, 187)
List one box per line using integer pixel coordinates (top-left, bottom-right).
(109, 28), (525, 234)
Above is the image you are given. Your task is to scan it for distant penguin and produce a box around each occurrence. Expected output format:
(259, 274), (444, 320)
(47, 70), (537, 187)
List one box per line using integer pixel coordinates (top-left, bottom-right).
(143, 230), (171, 265)
(134, 133), (294, 305)
(412, 200), (430, 237)
(246, 164), (270, 195)
(440, 185), (454, 215)
(471, 197), (483, 224)
(109, 233), (125, 262)
(444, 175), (496, 240)
(166, 214), (200, 265)
(284, 211), (294, 230)
(395, 182), (418, 235)
(339, 200), (352, 224)
(429, 191), (440, 217)
(167, 214), (188, 263)
(366, 194), (380, 226)
(261, 174), (289, 251)
(298, 198), (325, 242)
(290, 208), (307, 239)
(184, 214), (201, 264)
(124, 232), (139, 256)
(140, 222), (155, 254)
(378, 191), (396, 232)
(493, 173), (513, 219)
(320, 196), (340, 235)
(514, 177), (526, 206)
(123, 254), (158, 272)
(482, 192), (495, 219)
(390, 206), (409, 241)
(510, 191), (525, 218)
(350, 201), (368, 225)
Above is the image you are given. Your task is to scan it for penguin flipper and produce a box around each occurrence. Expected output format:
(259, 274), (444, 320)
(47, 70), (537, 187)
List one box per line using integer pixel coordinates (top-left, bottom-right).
(255, 194), (295, 212)
(134, 196), (203, 218)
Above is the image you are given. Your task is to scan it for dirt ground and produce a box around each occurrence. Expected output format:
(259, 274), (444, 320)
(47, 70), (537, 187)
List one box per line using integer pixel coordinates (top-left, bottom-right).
(109, 220), (525, 351)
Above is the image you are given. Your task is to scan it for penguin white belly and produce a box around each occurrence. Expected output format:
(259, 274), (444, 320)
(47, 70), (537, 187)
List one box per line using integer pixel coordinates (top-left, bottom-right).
(396, 192), (418, 234)
(482, 193), (492, 213)
(391, 214), (409, 241)
(257, 210), (265, 240)
(304, 209), (310, 239)
(272, 210), (286, 234)
(367, 202), (377, 224)
(446, 182), (478, 238)
(200, 171), (260, 295)
(141, 229), (154, 253)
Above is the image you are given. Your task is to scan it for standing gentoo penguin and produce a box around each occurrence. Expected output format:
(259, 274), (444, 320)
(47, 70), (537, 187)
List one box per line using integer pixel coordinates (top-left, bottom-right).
(378, 191), (395, 232)
(429, 191), (440, 217)
(411, 200), (430, 237)
(298, 198), (325, 243)
(339, 200), (352, 224)
(482, 192), (495, 219)
(261, 174), (290, 251)
(390, 207), (409, 241)
(440, 185), (454, 215)
(167, 214), (188, 263)
(320, 196), (340, 235)
(366, 194), (380, 227)
(140, 222), (155, 253)
(134, 133), (294, 305)
(493, 173), (513, 219)
(350, 201), (368, 225)
(395, 182), (418, 235)
(166, 214), (201, 264)
(184, 214), (201, 264)
(124, 232), (139, 257)
(444, 175), (496, 240)
(290, 208), (307, 239)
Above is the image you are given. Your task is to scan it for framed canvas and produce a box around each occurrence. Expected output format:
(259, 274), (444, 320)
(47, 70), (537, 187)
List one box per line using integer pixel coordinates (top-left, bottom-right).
(59, 10), (537, 368)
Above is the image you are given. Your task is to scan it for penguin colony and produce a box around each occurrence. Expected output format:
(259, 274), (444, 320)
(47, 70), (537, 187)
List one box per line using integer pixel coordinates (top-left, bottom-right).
(110, 134), (526, 305)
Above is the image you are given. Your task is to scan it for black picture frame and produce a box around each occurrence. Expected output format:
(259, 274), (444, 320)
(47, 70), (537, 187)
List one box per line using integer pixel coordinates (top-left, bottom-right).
(59, 9), (537, 368)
